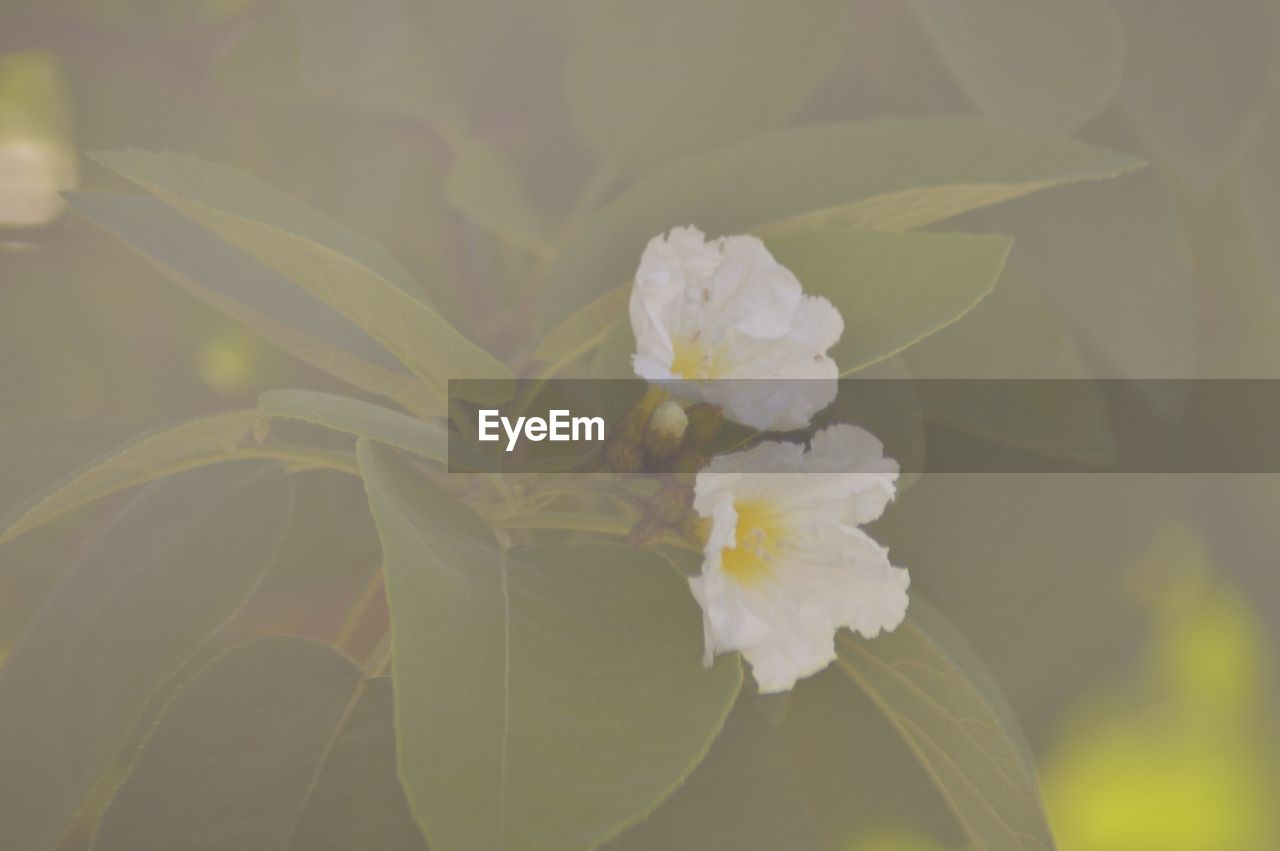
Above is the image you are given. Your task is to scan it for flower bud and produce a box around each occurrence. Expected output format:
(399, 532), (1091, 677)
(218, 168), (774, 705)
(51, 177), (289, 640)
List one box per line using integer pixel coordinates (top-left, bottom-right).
(628, 516), (665, 549)
(649, 483), (694, 525)
(643, 400), (688, 463)
(604, 438), (644, 473)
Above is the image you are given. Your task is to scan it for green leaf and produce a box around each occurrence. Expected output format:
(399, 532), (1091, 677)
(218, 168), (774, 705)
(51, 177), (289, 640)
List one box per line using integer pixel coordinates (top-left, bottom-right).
(612, 699), (822, 851)
(358, 441), (742, 851)
(258, 389), (447, 463)
(445, 138), (551, 255)
(565, 0), (848, 176)
(0, 418), (142, 529)
(0, 411), (262, 546)
(533, 284), (631, 371)
(540, 118), (1142, 328)
(67, 191), (439, 418)
(814, 357), (927, 493)
(90, 150), (511, 403)
(588, 315), (636, 381)
(903, 269), (1095, 380)
(836, 597), (1055, 851)
(902, 269), (1115, 463)
(0, 465), (293, 851)
(1113, 0), (1279, 189)
(98, 150), (422, 295)
(762, 229), (1012, 374)
(909, 0), (1124, 133)
(980, 169), (1200, 384)
(92, 636), (424, 851)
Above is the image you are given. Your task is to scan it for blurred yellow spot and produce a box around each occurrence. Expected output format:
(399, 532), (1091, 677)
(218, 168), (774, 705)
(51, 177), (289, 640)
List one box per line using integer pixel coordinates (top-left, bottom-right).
(1043, 525), (1280, 851)
(0, 139), (75, 228)
(0, 51), (78, 229)
(198, 338), (255, 395)
(1047, 715), (1272, 850)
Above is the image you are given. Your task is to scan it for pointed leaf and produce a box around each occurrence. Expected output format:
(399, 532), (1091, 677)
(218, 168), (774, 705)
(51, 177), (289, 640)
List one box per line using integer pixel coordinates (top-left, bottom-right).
(92, 636), (424, 851)
(0, 465), (293, 851)
(612, 700), (822, 851)
(0, 411), (260, 546)
(762, 229), (1012, 374)
(68, 191), (438, 417)
(0, 418), (142, 528)
(903, 269), (1116, 464)
(836, 598), (1056, 851)
(540, 118), (1141, 328)
(587, 315), (635, 381)
(980, 169), (1199, 383)
(91, 150), (511, 401)
(258, 389), (447, 463)
(358, 441), (742, 851)
(532, 284), (631, 369)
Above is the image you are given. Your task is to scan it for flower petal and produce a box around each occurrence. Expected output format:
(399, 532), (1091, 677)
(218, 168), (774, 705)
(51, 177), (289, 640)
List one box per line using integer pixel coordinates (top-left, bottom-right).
(629, 227), (842, 431)
(690, 426), (909, 692)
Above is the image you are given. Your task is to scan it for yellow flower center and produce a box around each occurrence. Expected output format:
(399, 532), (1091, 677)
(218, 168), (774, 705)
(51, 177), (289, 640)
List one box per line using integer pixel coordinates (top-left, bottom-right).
(671, 336), (728, 379)
(719, 499), (785, 585)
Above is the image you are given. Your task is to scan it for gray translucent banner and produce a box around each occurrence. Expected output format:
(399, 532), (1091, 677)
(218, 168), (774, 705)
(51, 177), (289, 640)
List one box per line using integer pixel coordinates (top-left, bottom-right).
(447, 379), (1280, 474)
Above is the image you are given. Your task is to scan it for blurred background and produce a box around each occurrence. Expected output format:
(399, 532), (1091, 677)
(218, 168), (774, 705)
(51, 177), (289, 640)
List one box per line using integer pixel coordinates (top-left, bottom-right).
(2, 1), (1279, 849)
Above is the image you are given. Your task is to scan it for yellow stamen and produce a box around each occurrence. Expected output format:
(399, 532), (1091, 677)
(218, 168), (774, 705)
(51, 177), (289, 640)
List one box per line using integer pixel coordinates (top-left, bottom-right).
(671, 338), (708, 379)
(719, 500), (784, 585)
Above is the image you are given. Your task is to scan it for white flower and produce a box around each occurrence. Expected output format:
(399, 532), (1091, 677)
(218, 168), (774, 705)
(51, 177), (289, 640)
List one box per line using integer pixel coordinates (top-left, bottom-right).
(689, 424), (909, 693)
(629, 226), (842, 431)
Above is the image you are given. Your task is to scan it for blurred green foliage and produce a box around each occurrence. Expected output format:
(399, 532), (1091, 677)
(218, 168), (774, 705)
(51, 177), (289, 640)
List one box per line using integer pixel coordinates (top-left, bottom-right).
(2, 1), (1280, 849)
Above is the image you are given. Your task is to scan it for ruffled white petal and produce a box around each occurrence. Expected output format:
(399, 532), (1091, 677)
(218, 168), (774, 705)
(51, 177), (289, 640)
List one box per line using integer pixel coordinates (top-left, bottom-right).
(689, 425), (909, 693)
(629, 226), (842, 431)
